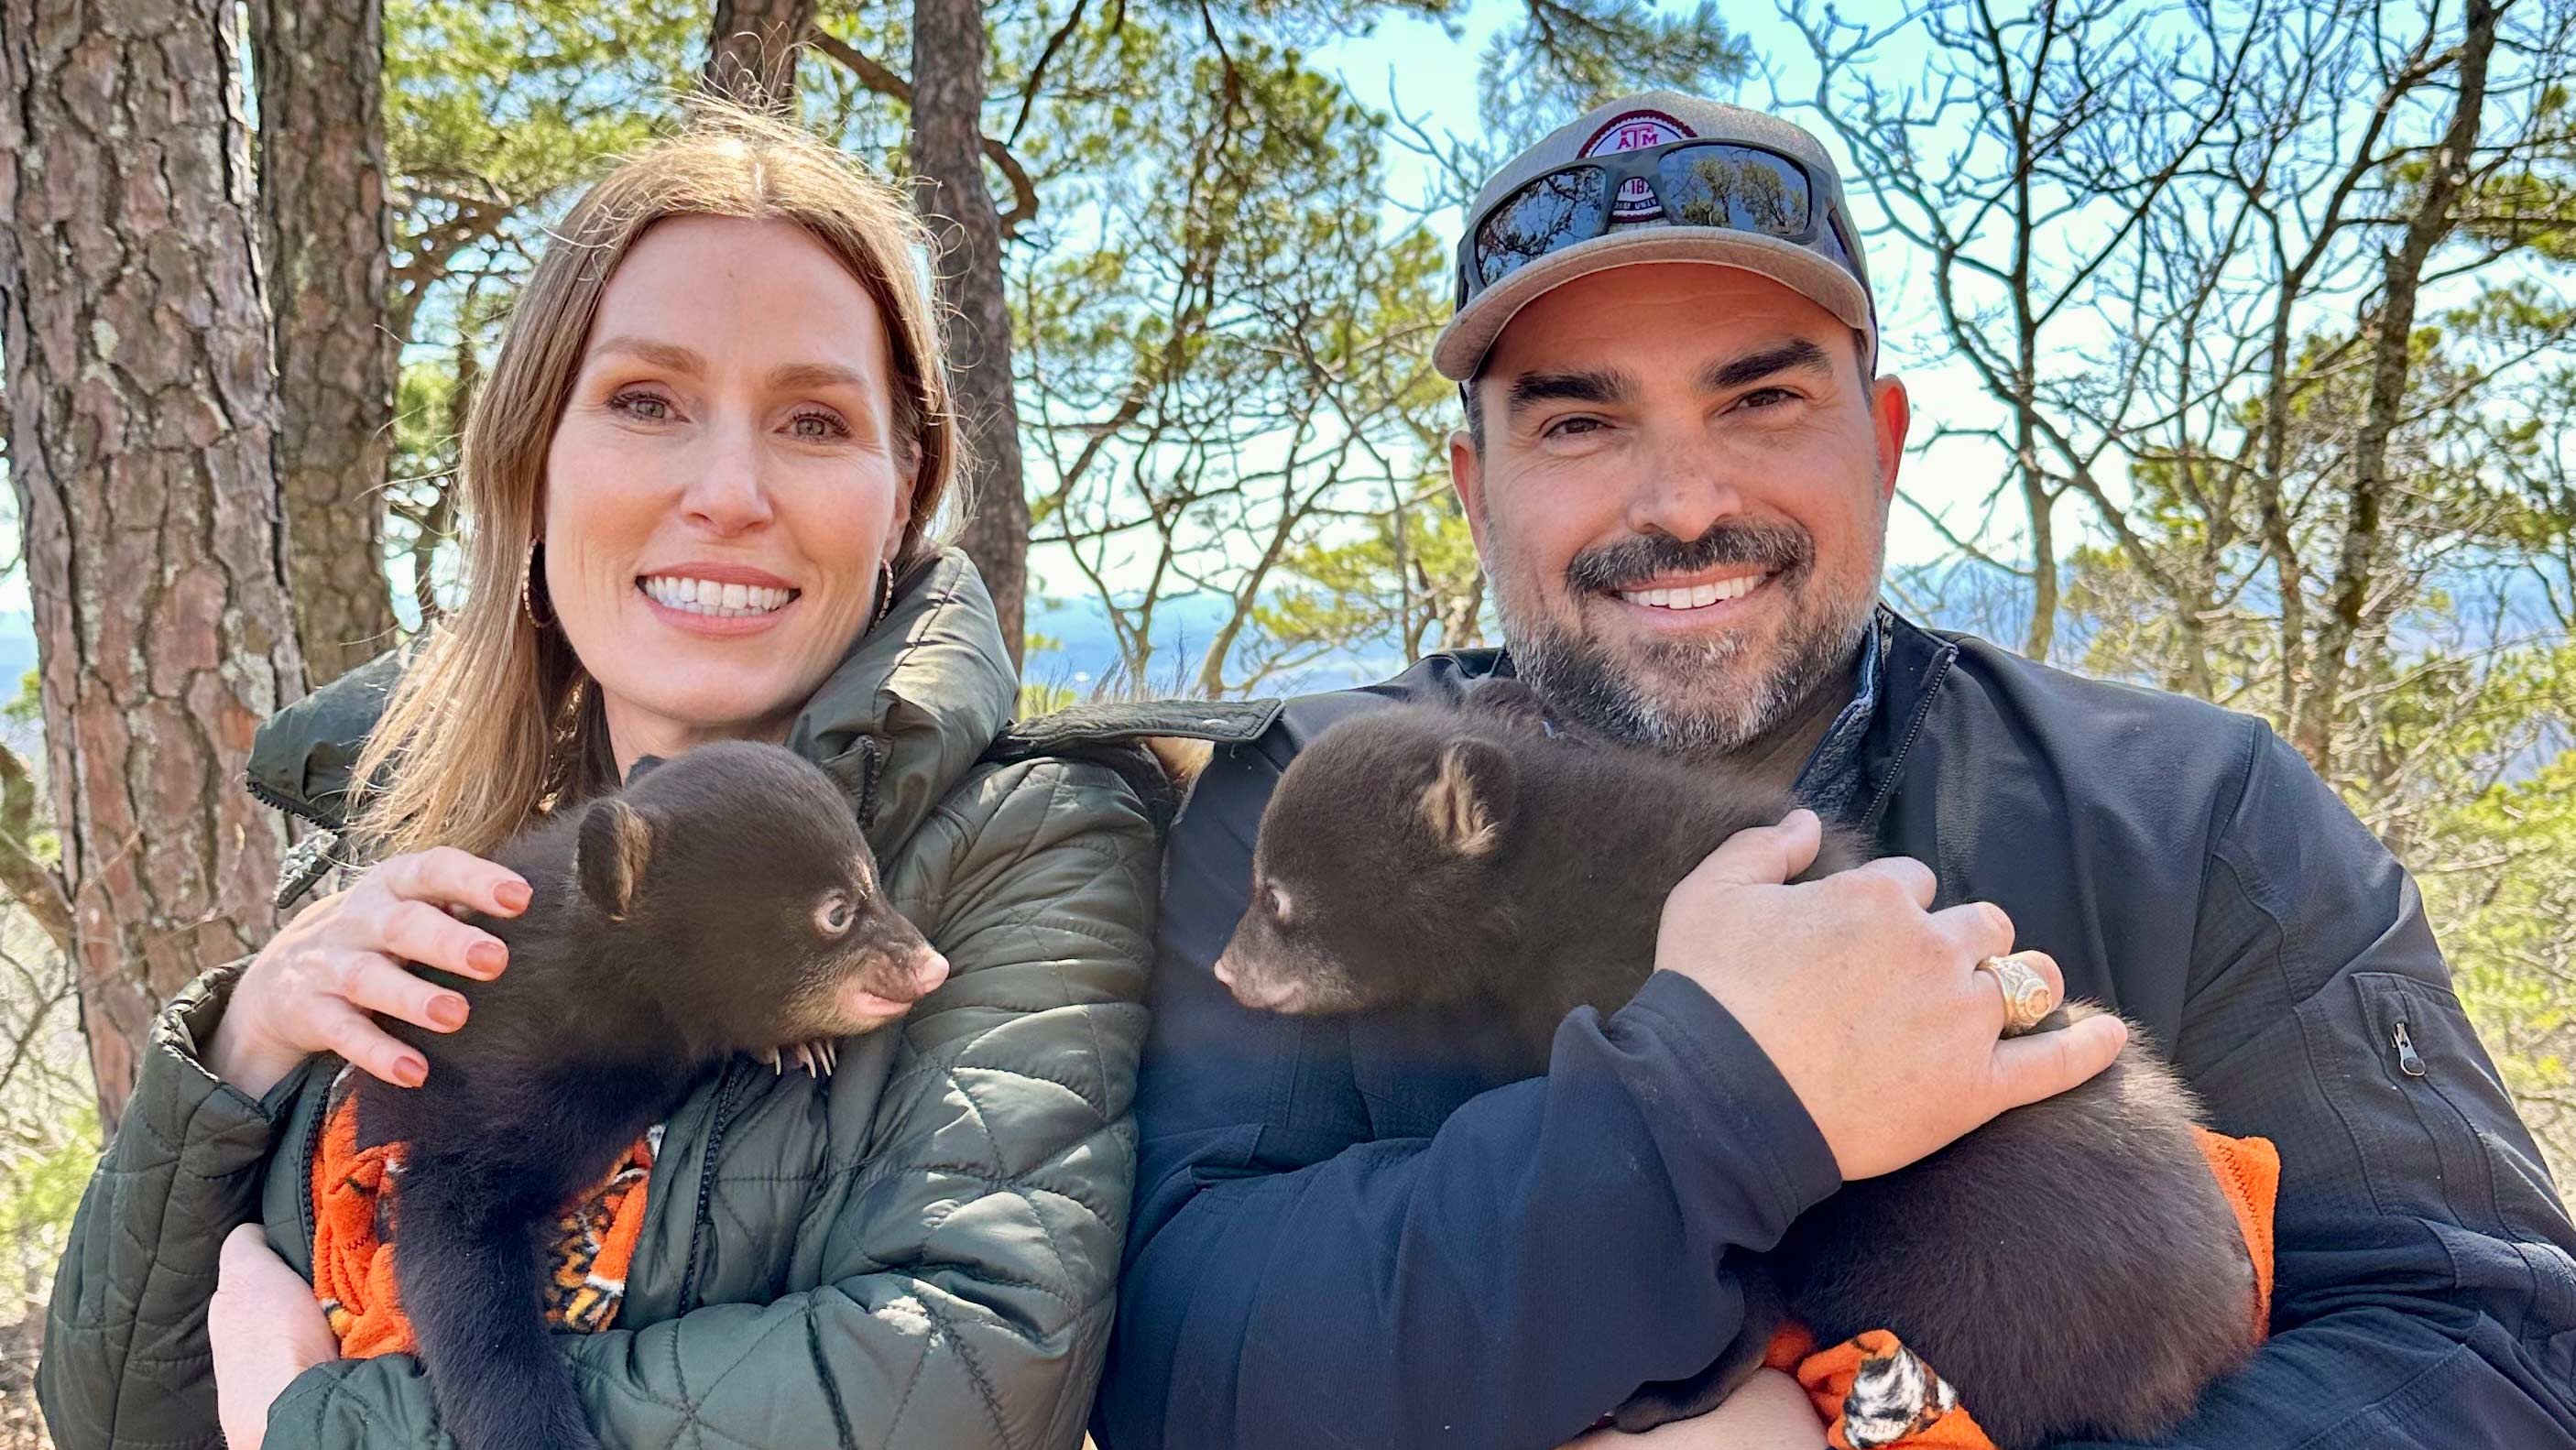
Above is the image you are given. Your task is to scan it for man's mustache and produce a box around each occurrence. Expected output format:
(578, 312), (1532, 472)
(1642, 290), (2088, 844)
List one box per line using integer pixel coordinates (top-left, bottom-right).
(1564, 523), (1815, 596)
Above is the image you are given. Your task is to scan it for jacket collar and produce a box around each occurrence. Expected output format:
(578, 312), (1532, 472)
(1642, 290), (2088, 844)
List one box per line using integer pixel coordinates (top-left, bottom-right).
(1850, 606), (1959, 833)
(244, 548), (1018, 856)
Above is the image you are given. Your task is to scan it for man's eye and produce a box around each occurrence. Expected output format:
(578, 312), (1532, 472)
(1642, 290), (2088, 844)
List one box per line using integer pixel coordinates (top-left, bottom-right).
(1544, 416), (1604, 439)
(1738, 387), (1797, 410)
(608, 389), (673, 421)
(788, 409), (849, 441)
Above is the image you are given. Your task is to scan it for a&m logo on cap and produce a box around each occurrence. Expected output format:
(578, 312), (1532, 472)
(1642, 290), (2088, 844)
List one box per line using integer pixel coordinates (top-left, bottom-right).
(1581, 108), (1694, 222)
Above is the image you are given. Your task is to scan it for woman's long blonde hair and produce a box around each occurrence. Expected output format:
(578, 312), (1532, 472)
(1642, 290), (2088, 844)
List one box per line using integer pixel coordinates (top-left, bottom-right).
(348, 102), (963, 858)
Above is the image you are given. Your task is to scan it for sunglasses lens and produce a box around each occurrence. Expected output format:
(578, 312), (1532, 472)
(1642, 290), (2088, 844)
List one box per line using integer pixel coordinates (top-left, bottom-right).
(1654, 145), (1814, 236)
(1473, 167), (1610, 289)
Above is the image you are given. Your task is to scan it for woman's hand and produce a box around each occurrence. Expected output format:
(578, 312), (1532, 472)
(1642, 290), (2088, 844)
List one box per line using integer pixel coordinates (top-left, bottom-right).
(208, 847), (530, 1096)
(211, 1224), (341, 1450)
(1559, 1370), (1829, 1449)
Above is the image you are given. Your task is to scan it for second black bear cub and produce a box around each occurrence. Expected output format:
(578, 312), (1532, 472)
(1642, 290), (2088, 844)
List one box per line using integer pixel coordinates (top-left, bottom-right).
(358, 740), (949, 1450)
(1213, 681), (2258, 1449)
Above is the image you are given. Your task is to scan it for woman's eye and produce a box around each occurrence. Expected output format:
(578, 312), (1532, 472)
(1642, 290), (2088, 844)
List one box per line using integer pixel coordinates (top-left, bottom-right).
(788, 409), (849, 441)
(608, 389), (673, 421)
(815, 894), (856, 935)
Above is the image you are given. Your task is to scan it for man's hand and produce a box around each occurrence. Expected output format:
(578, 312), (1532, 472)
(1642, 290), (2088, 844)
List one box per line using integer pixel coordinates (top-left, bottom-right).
(1560, 1370), (1828, 1448)
(212, 1223), (340, 1450)
(1655, 810), (2127, 1182)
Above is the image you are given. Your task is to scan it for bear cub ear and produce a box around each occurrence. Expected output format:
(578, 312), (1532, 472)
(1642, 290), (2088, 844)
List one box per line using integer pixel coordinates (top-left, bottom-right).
(576, 797), (655, 921)
(1420, 739), (1515, 857)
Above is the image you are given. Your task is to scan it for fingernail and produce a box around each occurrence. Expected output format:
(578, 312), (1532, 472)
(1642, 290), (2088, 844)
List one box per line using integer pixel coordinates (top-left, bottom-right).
(468, 941), (507, 975)
(395, 1057), (428, 1088)
(429, 995), (467, 1030)
(497, 879), (532, 913)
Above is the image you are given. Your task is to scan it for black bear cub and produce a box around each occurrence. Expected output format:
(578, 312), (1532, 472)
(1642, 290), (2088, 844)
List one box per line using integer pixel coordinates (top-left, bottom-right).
(357, 740), (949, 1450)
(1213, 681), (2258, 1449)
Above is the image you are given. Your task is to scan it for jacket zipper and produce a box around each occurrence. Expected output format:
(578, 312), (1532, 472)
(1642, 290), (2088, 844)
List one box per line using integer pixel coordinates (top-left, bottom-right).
(2393, 1019), (2428, 1077)
(676, 1059), (750, 1312)
(295, 1071), (329, 1257)
(1859, 640), (1959, 834)
(244, 772), (345, 832)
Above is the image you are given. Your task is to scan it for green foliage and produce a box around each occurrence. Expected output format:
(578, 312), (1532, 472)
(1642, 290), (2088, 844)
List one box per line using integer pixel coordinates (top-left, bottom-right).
(1479, 0), (1752, 147)
(0, 1104), (96, 1248)
(1256, 489), (1484, 669)
(387, 0), (699, 297)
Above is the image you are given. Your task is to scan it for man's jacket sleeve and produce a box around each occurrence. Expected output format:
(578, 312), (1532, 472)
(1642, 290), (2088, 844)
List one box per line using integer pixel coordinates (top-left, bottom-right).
(1092, 736), (1845, 1450)
(262, 758), (1158, 1450)
(2059, 726), (2576, 1448)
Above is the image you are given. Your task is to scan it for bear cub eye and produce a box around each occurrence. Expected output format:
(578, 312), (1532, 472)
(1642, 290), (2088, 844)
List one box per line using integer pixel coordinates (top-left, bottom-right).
(815, 892), (857, 936)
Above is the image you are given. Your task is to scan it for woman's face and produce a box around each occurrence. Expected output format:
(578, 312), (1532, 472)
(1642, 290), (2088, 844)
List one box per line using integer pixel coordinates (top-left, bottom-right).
(543, 214), (913, 769)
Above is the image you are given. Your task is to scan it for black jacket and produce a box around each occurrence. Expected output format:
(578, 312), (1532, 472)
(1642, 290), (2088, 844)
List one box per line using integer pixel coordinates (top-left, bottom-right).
(1092, 610), (2576, 1449)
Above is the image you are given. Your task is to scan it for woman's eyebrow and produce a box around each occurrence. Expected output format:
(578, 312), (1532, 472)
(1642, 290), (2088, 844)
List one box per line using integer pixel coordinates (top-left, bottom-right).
(586, 337), (866, 397)
(587, 336), (705, 374)
(767, 361), (870, 393)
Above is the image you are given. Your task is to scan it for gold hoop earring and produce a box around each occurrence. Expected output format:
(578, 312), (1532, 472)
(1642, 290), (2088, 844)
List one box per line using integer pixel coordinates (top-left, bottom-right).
(872, 561), (897, 631)
(522, 541), (556, 631)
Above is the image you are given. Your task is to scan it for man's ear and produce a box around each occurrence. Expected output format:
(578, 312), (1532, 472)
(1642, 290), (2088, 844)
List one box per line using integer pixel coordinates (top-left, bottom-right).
(625, 755), (667, 787)
(1420, 738), (1515, 856)
(576, 797), (654, 921)
(1871, 374), (1911, 506)
(1448, 425), (1488, 556)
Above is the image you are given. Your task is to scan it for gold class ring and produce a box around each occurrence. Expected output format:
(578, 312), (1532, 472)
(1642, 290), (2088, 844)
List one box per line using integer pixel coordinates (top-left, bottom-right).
(1975, 954), (2056, 1036)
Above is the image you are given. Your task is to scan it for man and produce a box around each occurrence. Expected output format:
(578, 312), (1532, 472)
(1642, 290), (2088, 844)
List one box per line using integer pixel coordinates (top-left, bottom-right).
(1090, 91), (2576, 1449)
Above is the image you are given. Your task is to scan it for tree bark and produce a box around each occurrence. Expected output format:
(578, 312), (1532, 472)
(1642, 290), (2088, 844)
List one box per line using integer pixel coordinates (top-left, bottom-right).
(0, 0), (304, 1129)
(911, 0), (1028, 665)
(249, 0), (400, 685)
(706, 0), (813, 114)
(2297, 0), (2496, 773)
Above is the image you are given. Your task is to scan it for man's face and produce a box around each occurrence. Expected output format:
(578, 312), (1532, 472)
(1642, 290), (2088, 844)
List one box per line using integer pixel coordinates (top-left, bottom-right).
(1451, 263), (1909, 754)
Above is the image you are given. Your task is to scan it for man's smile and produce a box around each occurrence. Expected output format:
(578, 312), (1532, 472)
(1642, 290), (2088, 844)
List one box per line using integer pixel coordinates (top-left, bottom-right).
(1610, 568), (1771, 613)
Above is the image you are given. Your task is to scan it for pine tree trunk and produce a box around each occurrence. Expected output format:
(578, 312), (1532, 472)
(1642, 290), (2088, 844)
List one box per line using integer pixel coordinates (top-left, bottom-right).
(706, 0), (813, 114)
(249, 0), (400, 684)
(912, 0), (1028, 665)
(0, 0), (304, 1129)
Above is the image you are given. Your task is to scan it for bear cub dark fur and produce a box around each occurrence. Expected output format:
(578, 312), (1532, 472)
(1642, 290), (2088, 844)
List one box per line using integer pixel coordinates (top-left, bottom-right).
(357, 740), (949, 1450)
(1213, 681), (2258, 1449)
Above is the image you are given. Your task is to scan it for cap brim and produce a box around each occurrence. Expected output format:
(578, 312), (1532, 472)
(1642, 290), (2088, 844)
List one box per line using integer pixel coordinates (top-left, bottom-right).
(1432, 229), (1873, 382)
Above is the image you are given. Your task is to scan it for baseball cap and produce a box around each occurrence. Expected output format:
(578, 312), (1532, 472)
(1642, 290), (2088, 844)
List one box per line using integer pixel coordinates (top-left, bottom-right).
(1432, 91), (1877, 383)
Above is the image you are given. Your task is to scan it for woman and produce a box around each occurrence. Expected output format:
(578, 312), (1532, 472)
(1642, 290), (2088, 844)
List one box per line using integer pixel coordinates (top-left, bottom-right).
(37, 105), (1154, 1450)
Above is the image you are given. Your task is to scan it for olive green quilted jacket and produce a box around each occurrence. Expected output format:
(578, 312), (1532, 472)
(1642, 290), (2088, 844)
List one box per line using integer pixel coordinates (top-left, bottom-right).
(37, 551), (1158, 1450)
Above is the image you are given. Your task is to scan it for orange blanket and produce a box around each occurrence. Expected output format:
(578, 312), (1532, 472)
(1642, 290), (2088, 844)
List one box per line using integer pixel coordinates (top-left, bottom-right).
(1763, 1128), (2279, 1450)
(307, 1081), (660, 1357)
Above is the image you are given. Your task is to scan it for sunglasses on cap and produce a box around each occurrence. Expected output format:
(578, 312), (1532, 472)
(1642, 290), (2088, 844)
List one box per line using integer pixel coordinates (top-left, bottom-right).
(1455, 136), (1861, 309)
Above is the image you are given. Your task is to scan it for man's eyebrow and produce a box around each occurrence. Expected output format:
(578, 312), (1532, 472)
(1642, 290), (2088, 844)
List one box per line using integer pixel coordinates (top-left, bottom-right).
(1506, 368), (1637, 412)
(1699, 340), (1836, 393)
(587, 336), (706, 374)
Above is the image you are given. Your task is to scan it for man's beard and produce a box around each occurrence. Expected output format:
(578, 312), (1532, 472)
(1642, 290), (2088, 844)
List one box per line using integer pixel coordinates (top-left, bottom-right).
(1495, 520), (1876, 756)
